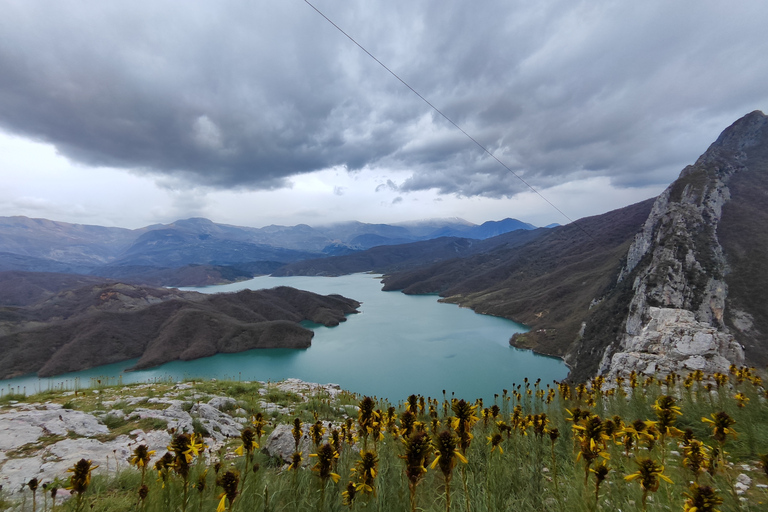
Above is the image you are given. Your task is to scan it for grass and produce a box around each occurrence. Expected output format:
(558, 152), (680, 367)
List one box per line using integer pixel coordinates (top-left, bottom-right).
(6, 369), (768, 511)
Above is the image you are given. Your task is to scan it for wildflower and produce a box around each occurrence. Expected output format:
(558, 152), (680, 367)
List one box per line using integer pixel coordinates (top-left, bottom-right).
(216, 470), (239, 512)
(292, 418), (303, 450)
(625, 458), (672, 510)
(450, 399), (479, 453)
(431, 430), (467, 479)
(310, 443), (341, 484)
(137, 484), (149, 504)
(357, 397), (382, 449)
(287, 451), (303, 471)
(573, 415), (610, 486)
(129, 444), (155, 469)
(531, 413), (548, 439)
(682, 440), (710, 483)
(27, 478), (39, 512)
(352, 450), (379, 495)
(590, 461), (610, 502)
(67, 458), (98, 495)
(400, 410), (417, 438)
(196, 470), (207, 493)
(402, 430), (432, 512)
(342, 481), (357, 508)
(652, 395), (683, 437)
(734, 392), (749, 408)
(129, 444), (155, 486)
(487, 433), (504, 454)
(330, 428), (342, 455)
(251, 412), (266, 443)
(309, 421), (325, 448)
(431, 430), (465, 512)
(236, 427), (258, 457)
(702, 412), (737, 443)
(683, 484), (723, 512)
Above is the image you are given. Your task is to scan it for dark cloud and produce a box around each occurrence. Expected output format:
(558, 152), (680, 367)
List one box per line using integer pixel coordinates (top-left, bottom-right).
(0, 1), (767, 197)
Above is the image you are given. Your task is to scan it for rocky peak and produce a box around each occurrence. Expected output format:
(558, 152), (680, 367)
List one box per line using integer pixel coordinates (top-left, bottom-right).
(598, 112), (768, 379)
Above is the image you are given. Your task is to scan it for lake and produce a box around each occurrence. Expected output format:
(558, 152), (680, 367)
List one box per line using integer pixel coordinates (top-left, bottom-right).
(1, 273), (569, 402)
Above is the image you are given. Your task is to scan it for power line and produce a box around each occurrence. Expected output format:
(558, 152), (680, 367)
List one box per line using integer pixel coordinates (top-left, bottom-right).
(302, 0), (589, 234)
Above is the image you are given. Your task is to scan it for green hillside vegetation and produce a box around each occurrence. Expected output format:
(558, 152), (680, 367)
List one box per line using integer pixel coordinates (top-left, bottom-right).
(3, 368), (767, 511)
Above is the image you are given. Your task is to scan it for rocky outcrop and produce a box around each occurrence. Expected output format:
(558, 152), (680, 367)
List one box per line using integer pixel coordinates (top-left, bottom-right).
(595, 111), (768, 379)
(0, 379), (344, 498)
(600, 307), (744, 379)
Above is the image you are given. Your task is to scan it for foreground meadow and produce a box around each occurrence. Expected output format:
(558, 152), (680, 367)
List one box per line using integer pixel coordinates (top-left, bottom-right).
(2, 367), (767, 511)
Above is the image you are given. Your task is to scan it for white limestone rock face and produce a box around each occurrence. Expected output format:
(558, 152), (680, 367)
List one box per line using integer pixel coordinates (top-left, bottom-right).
(603, 307), (744, 379)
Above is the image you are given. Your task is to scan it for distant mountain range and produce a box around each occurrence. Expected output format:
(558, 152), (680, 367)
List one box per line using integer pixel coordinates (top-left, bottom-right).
(0, 216), (538, 285)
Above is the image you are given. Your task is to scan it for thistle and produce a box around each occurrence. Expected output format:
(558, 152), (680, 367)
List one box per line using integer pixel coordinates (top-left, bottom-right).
(683, 484), (723, 512)
(624, 458), (672, 511)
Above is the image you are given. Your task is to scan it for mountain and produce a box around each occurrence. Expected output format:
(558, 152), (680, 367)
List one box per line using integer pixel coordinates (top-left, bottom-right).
(590, 110), (768, 382)
(380, 111), (768, 382)
(0, 279), (360, 379)
(272, 229), (547, 277)
(380, 199), (655, 377)
(0, 216), (538, 285)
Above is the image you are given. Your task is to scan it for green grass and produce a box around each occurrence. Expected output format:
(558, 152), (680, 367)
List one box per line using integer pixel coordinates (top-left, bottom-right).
(7, 371), (768, 511)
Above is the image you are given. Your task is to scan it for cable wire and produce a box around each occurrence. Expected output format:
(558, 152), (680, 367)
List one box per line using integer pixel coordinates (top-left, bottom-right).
(302, 0), (590, 234)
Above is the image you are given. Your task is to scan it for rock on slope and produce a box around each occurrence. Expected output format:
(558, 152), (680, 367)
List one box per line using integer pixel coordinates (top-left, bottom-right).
(592, 111), (768, 380)
(0, 282), (360, 379)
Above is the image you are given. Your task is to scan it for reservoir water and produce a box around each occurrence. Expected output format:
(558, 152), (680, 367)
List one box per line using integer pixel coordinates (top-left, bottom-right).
(2, 274), (569, 402)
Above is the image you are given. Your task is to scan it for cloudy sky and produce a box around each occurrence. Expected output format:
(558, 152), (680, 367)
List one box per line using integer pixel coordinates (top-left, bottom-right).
(1, 1), (766, 229)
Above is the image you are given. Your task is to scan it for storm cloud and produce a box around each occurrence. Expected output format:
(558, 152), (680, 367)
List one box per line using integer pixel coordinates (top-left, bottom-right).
(1, 0), (767, 198)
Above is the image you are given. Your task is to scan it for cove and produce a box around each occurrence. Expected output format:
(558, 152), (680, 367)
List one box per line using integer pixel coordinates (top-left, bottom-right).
(1, 274), (568, 402)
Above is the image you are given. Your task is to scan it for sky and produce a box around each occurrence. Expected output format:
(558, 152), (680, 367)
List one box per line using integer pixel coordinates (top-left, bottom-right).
(1, 1), (767, 230)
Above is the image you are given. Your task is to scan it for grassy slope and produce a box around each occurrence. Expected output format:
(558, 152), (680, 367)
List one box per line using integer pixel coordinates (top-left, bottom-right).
(2, 372), (767, 512)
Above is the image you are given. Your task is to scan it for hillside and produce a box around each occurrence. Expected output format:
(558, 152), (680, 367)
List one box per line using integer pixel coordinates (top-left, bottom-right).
(0, 282), (359, 379)
(273, 229), (546, 277)
(381, 199), (656, 371)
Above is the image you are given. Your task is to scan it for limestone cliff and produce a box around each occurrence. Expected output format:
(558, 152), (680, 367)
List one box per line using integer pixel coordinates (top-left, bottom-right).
(595, 111), (768, 379)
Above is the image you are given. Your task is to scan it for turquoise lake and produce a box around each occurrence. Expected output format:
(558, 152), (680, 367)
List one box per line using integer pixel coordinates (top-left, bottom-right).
(1, 273), (569, 402)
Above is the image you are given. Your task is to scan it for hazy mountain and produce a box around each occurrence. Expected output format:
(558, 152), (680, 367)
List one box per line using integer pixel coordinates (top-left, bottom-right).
(273, 228), (547, 277)
(0, 216), (537, 285)
(0, 281), (360, 379)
